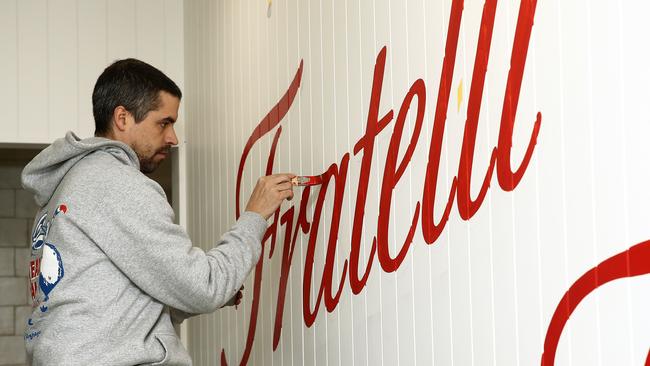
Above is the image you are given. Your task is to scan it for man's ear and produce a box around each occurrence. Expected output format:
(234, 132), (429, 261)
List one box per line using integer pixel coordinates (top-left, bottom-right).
(112, 106), (131, 133)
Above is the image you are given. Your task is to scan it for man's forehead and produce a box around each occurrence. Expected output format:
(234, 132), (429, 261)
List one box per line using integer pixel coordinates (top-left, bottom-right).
(154, 92), (180, 119)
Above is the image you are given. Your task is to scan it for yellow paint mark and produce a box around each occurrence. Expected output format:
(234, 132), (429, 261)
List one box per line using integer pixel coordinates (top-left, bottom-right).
(457, 79), (463, 113)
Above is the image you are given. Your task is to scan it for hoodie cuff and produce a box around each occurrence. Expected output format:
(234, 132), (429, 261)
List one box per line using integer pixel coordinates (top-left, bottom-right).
(237, 211), (269, 240)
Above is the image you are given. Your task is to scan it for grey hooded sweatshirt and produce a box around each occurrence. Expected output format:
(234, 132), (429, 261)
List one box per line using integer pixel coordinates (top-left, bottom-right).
(21, 132), (267, 365)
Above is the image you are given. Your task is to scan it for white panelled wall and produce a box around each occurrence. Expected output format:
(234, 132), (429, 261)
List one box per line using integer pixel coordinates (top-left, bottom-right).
(183, 0), (650, 366)
(0, 0), (184, 145)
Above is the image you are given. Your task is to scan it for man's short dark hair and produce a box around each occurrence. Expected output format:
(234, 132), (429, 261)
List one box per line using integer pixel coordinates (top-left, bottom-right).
(92, 58), (182, 136)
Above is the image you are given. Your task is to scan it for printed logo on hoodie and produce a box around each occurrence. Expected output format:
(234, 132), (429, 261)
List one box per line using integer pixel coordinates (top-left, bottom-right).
(26, 204), (67, 341)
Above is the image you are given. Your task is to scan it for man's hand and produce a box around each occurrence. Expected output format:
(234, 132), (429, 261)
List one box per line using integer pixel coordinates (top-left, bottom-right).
(221, 286), (244, 308)
(245, 173), (296, 219)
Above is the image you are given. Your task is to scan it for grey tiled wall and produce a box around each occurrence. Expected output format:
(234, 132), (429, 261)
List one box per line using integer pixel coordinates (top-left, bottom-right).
(0, 159), (38, 366)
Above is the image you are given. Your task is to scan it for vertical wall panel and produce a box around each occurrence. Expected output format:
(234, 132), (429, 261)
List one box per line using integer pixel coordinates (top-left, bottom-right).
(429, 3), (454, 365)
(77, 1), (108, 139)
(344, 2), (368, 365)
(164, 0), (185, 141)
(17, 0), (48, 142)
(48, 0), (79, 140)
(107, 0), (137, 62)
(0, 1), (18, 142)
(619, 1), (650, 362)
(331, 1), (353, 365)
(183, 1), (650, 365)
(135, 0), (165, 65)
(183, 0), (198, 357)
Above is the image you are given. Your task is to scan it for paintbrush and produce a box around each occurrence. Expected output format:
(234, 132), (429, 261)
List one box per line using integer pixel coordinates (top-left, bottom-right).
(291, 175), (323, 186)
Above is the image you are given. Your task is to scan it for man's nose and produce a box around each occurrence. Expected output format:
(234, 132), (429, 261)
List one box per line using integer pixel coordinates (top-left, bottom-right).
(166, 126), (179, 146)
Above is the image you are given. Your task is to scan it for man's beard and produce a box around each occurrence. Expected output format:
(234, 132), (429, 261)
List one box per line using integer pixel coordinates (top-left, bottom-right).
(137, 146), (170, 174)
(138, 156), (159, 174)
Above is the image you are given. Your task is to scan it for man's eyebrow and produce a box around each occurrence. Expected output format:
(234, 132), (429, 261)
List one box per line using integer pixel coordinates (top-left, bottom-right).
(160, 116), (176, 123)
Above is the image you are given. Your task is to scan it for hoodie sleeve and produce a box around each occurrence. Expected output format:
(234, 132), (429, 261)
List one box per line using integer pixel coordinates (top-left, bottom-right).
(75, 169), (267, 314)
(169, 291), (240, 324)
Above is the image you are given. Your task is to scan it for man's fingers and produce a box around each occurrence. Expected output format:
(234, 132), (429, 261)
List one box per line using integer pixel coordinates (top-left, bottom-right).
(276, 182), (293, 191)
(278, 184), (294, 200)
(268, 173), (295, 184)
(281, 189), (294, 201)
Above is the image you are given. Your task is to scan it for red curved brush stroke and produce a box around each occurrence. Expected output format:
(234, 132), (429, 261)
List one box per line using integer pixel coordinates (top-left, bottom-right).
(235, 60), (304, 219)
(542, 240), (650, 365)
(225, 60), (303, 366)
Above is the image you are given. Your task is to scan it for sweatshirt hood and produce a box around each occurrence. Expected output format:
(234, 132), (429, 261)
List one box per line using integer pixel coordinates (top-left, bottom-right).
(22, 131), (140, 207)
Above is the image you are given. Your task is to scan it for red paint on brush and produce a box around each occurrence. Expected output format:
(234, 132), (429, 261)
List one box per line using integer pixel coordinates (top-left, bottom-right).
(291, 175), (324, 186)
